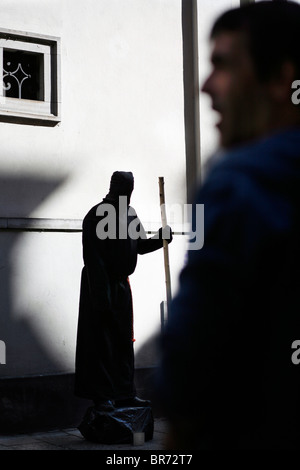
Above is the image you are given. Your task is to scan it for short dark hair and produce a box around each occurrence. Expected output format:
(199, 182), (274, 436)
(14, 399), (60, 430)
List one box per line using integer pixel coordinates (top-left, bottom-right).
(211, 1), (300, 82)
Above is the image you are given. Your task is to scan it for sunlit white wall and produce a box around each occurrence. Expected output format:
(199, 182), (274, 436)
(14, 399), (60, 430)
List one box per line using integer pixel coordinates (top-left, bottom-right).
(0, 0), (186, 377)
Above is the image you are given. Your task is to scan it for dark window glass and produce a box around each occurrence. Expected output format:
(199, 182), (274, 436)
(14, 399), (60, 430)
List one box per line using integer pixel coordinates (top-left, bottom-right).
(3, 49), (44, 101)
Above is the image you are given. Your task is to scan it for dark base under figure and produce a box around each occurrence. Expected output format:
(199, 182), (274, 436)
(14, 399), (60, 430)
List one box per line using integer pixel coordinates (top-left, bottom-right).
(78, 403), (154, 445)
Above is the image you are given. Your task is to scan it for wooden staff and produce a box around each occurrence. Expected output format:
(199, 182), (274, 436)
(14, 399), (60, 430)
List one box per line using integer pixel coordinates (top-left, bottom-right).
(159, 177), (172, 318)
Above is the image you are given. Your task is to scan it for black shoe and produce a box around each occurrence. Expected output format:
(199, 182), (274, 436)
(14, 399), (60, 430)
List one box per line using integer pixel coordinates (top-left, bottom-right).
(94, 399), (115, 412)
(114, 396), (151, 408)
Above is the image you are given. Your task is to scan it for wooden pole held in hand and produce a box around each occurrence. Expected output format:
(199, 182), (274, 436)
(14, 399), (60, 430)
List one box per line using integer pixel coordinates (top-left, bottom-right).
(159, 177), (172, 318)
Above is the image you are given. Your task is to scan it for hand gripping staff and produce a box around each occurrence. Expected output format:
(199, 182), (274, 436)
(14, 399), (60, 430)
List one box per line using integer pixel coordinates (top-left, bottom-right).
(158, 177), (172, 320)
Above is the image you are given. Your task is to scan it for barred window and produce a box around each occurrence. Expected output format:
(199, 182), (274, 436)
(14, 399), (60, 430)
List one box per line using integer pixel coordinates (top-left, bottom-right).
(3, 49), (44, 101)
(0, 29), (61, 126)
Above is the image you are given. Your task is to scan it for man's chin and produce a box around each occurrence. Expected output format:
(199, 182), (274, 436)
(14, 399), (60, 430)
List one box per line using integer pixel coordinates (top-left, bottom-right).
(218, 126), (231, 149)
(219, 131), (241, 150)
(220, 132), (256, 150)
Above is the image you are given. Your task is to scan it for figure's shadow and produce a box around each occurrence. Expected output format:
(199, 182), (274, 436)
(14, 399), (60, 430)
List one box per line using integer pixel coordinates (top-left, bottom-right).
(0, 174), (88, 432)
(0, 175), (66, 371)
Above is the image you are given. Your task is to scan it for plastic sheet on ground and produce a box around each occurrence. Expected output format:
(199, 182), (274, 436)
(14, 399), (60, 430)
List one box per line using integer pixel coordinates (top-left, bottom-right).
(78, 406), (154, 444)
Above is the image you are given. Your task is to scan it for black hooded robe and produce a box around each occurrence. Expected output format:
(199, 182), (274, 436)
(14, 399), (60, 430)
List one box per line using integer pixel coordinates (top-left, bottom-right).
(75, 198), (164, 402)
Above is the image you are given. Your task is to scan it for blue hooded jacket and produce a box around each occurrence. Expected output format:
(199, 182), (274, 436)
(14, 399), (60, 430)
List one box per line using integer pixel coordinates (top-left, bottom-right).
(158, 128), (300, 449)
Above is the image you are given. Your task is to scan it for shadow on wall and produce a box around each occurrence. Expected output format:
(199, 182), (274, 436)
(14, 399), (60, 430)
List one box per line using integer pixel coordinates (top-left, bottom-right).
(0, 176), (65, 218)
(0, 174), (89, 433)
(134, 330), (162, 405)
(135, 331), (161, 370)
(0, 175), (66, 374)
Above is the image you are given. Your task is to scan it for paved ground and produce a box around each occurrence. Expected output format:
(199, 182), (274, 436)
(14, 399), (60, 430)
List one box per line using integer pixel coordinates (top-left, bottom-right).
(0, 418), (168, 450)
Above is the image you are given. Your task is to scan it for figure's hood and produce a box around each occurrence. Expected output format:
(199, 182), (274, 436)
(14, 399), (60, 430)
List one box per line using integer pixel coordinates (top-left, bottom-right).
(104, 171), (134, 202)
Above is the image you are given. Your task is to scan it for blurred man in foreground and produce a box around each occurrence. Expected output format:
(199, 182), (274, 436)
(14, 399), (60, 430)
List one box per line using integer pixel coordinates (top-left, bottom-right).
(157, 1), (300, 449)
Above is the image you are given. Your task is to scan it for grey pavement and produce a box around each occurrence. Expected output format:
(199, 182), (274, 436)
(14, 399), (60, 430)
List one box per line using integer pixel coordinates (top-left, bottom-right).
(0, 417), (168, 450)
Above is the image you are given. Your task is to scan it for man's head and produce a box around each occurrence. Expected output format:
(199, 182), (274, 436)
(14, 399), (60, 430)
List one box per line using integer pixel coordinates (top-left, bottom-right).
(106, 171), (134, 204)
(202, 1), (300, 149)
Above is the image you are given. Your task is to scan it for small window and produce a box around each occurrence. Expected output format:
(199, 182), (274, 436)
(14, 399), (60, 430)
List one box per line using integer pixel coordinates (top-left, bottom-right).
(3, 49), (44, 101)
(0, 29), (61, 126)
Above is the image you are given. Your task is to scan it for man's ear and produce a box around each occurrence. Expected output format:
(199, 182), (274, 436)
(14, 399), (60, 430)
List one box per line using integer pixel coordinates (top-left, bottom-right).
(269, 61), (296, 103)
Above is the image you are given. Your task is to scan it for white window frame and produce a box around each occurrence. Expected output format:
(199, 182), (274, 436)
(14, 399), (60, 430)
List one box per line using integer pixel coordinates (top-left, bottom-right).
(0, 28), (61, 126)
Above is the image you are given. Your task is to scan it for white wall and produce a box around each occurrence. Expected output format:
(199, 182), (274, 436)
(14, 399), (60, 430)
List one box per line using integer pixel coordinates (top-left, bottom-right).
(0, 0), (186, 377)
(0, 0), (186, 219)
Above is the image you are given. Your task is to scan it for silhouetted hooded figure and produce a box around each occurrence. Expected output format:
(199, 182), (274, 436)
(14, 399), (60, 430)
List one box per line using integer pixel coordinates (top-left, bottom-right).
(105, 170), (134, 204)
(75, 171), (172, 410)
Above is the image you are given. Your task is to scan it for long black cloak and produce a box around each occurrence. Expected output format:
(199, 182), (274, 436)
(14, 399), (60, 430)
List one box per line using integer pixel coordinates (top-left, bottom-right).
(75, 195), (164, 402)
